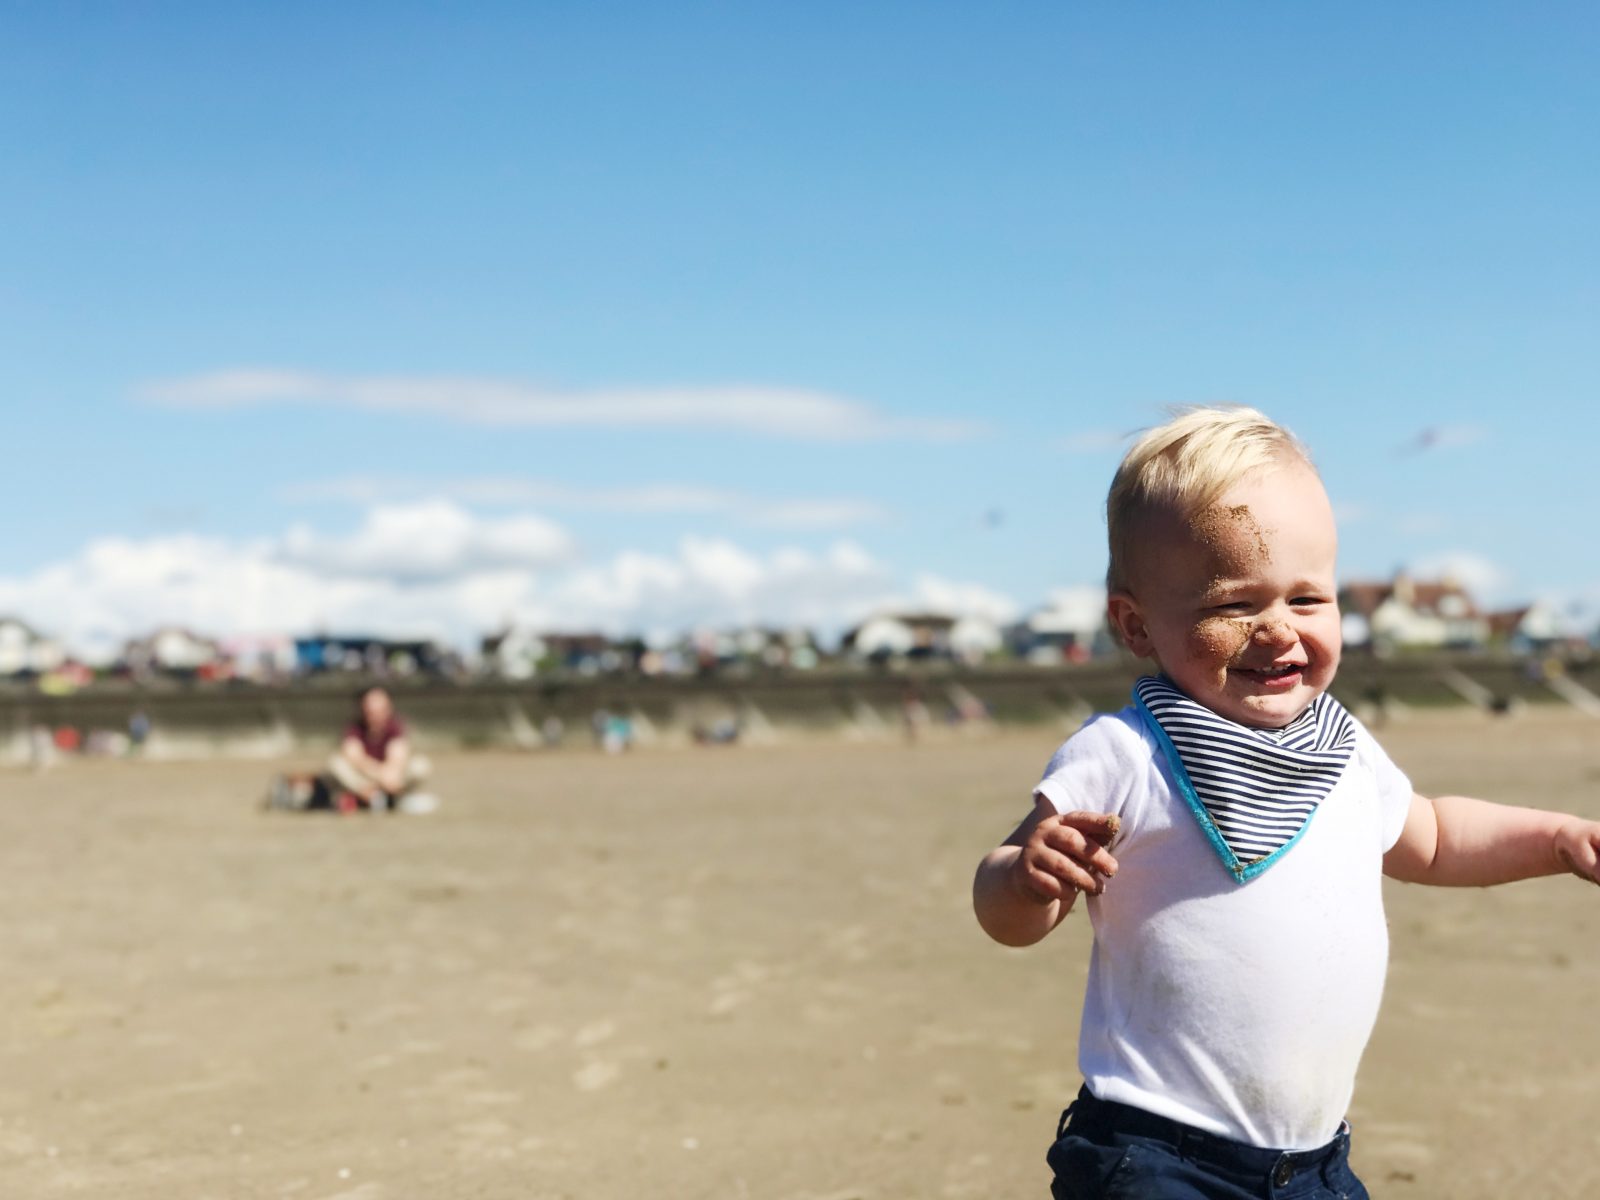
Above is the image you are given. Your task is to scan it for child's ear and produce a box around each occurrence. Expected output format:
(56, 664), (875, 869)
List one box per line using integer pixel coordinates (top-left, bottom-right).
(1106, 591), (1154, 657)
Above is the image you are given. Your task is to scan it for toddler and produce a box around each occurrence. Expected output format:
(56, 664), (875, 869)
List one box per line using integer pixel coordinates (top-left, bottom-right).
(972, 406), (1600, 1199)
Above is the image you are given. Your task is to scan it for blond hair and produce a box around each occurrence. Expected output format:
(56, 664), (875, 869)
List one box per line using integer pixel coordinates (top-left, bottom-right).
(1106, 406), (1312, 591)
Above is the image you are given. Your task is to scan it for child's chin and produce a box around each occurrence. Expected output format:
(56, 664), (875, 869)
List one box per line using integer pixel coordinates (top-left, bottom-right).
(1231, 691), (1312, 728)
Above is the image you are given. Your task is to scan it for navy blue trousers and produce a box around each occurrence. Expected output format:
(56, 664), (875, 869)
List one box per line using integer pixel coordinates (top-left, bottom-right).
(1048, 1087), (1370, 1200)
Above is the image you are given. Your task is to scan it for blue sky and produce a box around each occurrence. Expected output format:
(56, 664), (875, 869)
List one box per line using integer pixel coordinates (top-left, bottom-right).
(3, 3), (1597, 653)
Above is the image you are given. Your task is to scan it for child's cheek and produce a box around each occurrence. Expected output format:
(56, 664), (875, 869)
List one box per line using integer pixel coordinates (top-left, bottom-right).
(1192, 617), (1250, 675)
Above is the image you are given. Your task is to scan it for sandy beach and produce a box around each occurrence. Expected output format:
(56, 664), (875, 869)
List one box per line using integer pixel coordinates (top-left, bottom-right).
(3, 710), (1598, 1199)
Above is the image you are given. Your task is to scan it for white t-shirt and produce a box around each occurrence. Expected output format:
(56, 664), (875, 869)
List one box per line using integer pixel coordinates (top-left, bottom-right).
(1034, 704), (1413, 1150)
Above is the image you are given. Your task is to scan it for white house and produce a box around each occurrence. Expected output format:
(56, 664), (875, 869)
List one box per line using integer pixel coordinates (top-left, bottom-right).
(1339, 574), (1489, 651)
(482, 626), (548, 680)
(1487, 602), (1590, 653)
(0, 617), (66, 676)
(842, 614), (921, 659)
(949, 615), (1003, 664)
(842, 612), (1003, 664)
(122, 627), (224, 675)
(1009, 587), (1110, 663)
(218, 634), (298, 681)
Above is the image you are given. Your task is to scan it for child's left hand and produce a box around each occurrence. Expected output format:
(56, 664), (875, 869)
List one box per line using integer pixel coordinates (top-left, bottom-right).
(1554, 819), (1600, 886)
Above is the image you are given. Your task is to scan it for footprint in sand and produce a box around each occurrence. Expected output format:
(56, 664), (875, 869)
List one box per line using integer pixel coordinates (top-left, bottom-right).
(573, 1019), (616, 1049)
(709, 960), (773, 1014)
(821, 925), (871, 963)
(513, 1025), (562, 1052)
(320, 1183), (385, 1200)
(708, 989), (749, 1016)
(661, 896), (696, 935)
(573, 1060), (620, 1091)
(463, 1090), (523, 1107)
(454, 1119), (519, 1162)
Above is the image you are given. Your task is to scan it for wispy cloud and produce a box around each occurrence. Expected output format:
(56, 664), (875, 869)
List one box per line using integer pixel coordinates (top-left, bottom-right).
(140, 368), (984, 442)
(278, 476), (888, 530)
(277, 501), (577, 584)
(281, 477), (728, 511)
(1058, 429), (1130, 454)
(1396, 512), (1448, 536)
(1408, 550), (1511, 598)
(751, 499), (888, 530)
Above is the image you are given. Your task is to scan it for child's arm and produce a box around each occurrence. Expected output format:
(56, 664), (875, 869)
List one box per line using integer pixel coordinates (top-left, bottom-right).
(972, 798), (1119, 947)
(1383, 792), (1600, 887)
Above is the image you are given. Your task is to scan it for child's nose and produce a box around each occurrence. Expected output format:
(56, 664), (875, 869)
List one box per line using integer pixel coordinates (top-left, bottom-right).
(1251, 619), (1295, 648)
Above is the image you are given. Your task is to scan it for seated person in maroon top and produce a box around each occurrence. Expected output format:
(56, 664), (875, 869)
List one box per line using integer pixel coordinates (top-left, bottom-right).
(328, 685), (431, 810)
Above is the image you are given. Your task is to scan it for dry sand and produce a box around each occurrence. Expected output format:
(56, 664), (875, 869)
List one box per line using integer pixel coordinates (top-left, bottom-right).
(3, 711), (1599, 1199)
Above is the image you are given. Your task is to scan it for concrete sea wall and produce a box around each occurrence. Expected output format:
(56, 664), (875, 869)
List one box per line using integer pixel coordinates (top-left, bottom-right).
(2, 654), (1596, 763)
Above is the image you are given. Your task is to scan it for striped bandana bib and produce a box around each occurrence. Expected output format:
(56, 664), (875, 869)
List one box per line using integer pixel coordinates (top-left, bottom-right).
(1132, 674), (1357, 883)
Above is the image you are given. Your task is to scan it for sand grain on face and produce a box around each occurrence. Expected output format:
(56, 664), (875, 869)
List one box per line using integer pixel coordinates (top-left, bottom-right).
(1192, 616), (1252, 681)
(1185, 502), (1292, 669)
(1190, 503), (1273, 571)
(1249, 619), (1293, 648)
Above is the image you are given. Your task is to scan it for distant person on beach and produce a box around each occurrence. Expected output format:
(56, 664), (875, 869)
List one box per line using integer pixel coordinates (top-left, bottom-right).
(590, 708), (632, 754)
(329, 685), (435, 813)
(128, 709), (151, 754)
(972, 406), (1600, 1199)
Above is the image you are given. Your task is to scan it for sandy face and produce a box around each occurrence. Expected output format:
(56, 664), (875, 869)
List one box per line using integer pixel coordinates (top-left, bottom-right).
(1182, 613), (1302, 693)
(1115, 463), (1342, 728)
(1123, 499), (1275, 605)
(1194, 614), (1252, 659)
(1190, 502), (1272, 567)
(1183, 502), (1279, 679)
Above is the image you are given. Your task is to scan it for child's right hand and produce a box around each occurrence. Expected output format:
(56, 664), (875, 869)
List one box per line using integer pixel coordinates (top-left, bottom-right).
(1010, 810), (1121, 904)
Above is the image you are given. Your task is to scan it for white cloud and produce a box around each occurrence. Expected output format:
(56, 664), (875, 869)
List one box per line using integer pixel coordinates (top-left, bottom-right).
(1408, 551), (1511, 599)
(747, 499), (888, 530)
(1396, 512), (1447, 536)
(141, 368), (983, 442)
(0, 535), (374, 664)
(547, 538), (899, 642)
(0, 512), (1015, 659)
(283, 477), (730, 513)
(277, 476), (888, 530)
(1033, 585), (1109, 630)
(1059, 429), (1130, 454)
(277, 500), (575, 582)
(892, 575), (1019, 625)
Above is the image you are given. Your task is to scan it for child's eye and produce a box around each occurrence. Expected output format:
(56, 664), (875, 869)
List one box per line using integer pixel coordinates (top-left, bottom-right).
(1290, 596), (1328, 607)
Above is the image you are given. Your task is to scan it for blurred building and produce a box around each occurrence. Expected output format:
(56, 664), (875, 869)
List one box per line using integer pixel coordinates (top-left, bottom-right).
(293, 635), (449, 677)
(0, 616), (67, 677)
(219, 634), (298, 682)
(540, 632), (642, 676)
(677, 626), (823, 674)
(481, 625), (547, 680)
(1008, 589), (1111, 664)
(1486, 602), (1593, 655)
(1339, 573), (1489, 652)
(121, 627), (226, 680)
(842, 612), (1003, 665)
